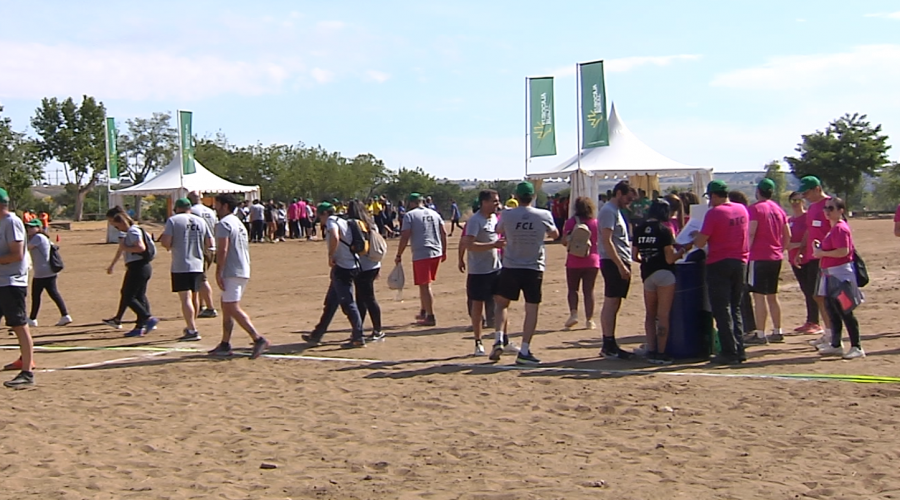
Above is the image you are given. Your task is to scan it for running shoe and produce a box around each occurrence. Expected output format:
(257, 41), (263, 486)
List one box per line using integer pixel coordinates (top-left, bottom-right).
(417, 315), (437, 327)
(102, 318), (122, 329)
(473, 340), (485, 356)
(341, 338), (366, 349)
(178, 329), (201, 342)
(369, 331), (386, 342)
(515, 351), (541, 365)
(743, 333), (768, 346)
(792, 323), (808, 333)
(564, 313), (579, 328)
(767, 332), (785, 343)
(3, 371), (34, 389)
(600, 340), (634, 360)
(208, 342), (233, 357)
(55, 315), (73, 327)
(805, 323), (824, 335)
(250, 337), (270, 359)
(123, 328), (144, 338)
(842, 346), (865, 360)
(26, 319), (38, 328)
(489, 342), (504, 361)
(302, 332), (324, 345)
(142, 317), (160, 334)
(818, 344), (844, 357)
(648, 352), (674, 366)
(3, 357), (35, 371)
(198, 308), (218, 319)
(808, 333), (830, 347)
(415, 310), (426, 321)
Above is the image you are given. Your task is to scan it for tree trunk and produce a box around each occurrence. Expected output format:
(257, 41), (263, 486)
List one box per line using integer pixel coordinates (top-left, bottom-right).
(135, 195), (143, 221)
(74, 178), (98, 222)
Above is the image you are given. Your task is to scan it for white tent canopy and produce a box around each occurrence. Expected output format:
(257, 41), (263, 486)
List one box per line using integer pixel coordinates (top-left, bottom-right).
(107, 154), (259, 242)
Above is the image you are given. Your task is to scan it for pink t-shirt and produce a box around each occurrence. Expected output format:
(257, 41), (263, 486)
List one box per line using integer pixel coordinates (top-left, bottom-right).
(894, 204), (900, 222)
(662, 218), (681, 237)
(749, 199), (787, 262)
(788, 213), (807, 265)
(700, 202), (749, 264)
(803, 197), (832, 264)
(820, 220), (853, 269)
(563, 216), (601, 269)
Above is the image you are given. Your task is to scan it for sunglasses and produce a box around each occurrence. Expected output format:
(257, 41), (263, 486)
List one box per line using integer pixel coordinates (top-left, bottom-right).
(824, 206), (838, 211)
(790, 199), (803, 204)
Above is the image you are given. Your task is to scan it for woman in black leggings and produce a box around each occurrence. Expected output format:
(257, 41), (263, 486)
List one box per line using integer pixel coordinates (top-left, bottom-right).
(104, 208), (158, 338)
(25, 220), (71, 327)
(347, 201), (384, 340)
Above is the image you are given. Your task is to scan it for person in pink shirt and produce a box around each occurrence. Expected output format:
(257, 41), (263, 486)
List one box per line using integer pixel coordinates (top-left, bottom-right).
(795, 176), (833, 348)
(562, 197), (601, 330)
(287, 199), (300, 239)
(693, 180), (749, 365)
(893, 203), (900, 237)
(786, 191), (819, 334)
(744, 179), (791, 345)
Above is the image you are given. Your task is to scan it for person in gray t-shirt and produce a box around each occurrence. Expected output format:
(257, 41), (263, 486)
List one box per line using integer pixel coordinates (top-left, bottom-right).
(26, 219), (71, 327)
(461, 189), (505, 354)
(161, 198), (214, 340)
(188, 190), (219, 318)
(0, 186), (36, 388)
(597, 181), (638, 360)
(395, 193), (447, 326)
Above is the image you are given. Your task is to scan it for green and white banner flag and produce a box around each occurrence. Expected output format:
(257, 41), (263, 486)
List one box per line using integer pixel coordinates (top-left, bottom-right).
(529, 77), (556, 158)
(105, 117), (118, 179)
(579, 61), (609, 149)
(179, 110), (196, 175)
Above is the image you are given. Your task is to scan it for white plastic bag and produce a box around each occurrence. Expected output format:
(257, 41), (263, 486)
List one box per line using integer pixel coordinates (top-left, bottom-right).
(387, 263), (405, 301)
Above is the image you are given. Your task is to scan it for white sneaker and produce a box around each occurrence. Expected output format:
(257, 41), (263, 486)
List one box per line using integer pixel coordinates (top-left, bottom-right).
(564, 313), (579, 328)
(808, 334), (829, 346)
(818, 344), (844, 357)
(56, 315), (73, 327)
(473, 342), (486, 356)
(842, 347), (865, 360)
(26, 319), (37, 327)
(634, 344), (649, 357)
(587, 320), (597, 330)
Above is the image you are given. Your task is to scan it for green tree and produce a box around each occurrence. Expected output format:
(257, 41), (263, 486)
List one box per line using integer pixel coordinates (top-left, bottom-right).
(31, 95), (108, 221)
(873, 162), (900, 211)
(784, 113), (891, 206)
(119, 112), (178, 219)
(0, 106), (44, 209)
(763, 160), (786, 206)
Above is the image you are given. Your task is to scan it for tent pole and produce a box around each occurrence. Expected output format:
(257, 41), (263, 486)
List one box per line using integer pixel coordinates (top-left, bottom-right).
(525, 77), (529, 177)
(177, 109), (184, 199)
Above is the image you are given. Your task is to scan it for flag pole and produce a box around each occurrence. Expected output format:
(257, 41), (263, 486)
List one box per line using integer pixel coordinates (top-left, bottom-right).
(104, 118), (112, 212)
(575, 63), (582, 172)
(177, 109), (184, 193)
(525, 77), (529, 177)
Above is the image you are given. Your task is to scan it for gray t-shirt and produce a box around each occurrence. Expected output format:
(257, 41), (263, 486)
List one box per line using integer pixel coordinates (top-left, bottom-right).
(216, 214), (251, 279)
(496, 206), (555, 271)
(191, 204), (218, 245)
(123, 225), (146, 264)
(464, 212), (501, 275)
(598, 202), (632, 263)
(28, 233), (55, 279)
(326, 216), (358, 270)
(163, 213), (212, 273)
(402, 207), (444, 261)
(0, 214), (28, 287)
(249, 203), (265, 222)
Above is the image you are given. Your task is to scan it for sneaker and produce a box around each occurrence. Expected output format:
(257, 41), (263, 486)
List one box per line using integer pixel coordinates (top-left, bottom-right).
(489, 342), (504, 361)
(250, 337), (269, 359)
(197, 308), (218, 319)
(26, 319), (38, 328)
(178, 329), (202, 342)
(633, 344), (649, 357)
(710, 354), (742, 365)
(208, 342), (233, 357)
(743, 333), (768, 346)
(123, 328), (145, 338)
(102, 318), (122, 330)
(302, 332), (324, 345)
(767, 333), (785, 343)
(473, 341), (485, 356)
(793, 323), (809, 333)
(3, 371), (34, 389)
(3, 357), (35, 371)
(805, 324), (825, 335)
(808, 333), (829, 346)
(818, 344), (844, 357)
(417, 315), (437, 327)
(564, 313), (579, 328)
(142, 317), (160, 334)
(415, 310), (426, 321)
(501, 334), (519, 353)
(341, 338), (366, 349)
(842, 346), (866, 360)
(586, 320), (597, 330)
(515, 351), (541, 365)
(648, 352), (674, 366)
(368, 330), (386, 342)
(55, 315), (73, 327)
(600, 340), (634, 360)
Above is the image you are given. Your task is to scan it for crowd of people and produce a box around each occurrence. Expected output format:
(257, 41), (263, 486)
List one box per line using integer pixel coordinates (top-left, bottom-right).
(0, 174), (872, 388)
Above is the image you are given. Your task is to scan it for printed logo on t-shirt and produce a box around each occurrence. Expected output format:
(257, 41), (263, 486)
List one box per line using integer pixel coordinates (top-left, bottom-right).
(812, 220), (822, 227)
(729, 216), (747, 226)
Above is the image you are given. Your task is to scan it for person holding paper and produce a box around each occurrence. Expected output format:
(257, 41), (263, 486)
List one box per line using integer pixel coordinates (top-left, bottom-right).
(796, 176), (833, 348)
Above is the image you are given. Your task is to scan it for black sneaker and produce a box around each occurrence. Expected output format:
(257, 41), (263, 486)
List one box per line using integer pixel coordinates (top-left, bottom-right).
(710, 354), (742, 365)
(515, 351), (541, 365)
(4, 371), (34, 389)
(208, 342), (233, 357)
(369, 331), (386, 342)
(600, 340), (634, 360)
(178, 329), (202, 342)
(488, 342), (504, 361)
(197, 308), (218, 319)
(102, 318), (122, 330)
(250, 337), (269, 360)
(302, 332), (324, 345)
(648, 352), (673, 366)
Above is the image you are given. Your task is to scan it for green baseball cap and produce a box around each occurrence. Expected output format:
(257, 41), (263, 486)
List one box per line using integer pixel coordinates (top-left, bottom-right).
(0, 188), (9, 204)
(516, 181), (535, 196)
(408, 193), (423, 202)
(757, 178), (776, 193)
(799, 176), (821, 192)
(26, 219), (42, 228)
(174, 198), (192, 209)
(317, 202), (334, 213)
(705, 180), (728, 195)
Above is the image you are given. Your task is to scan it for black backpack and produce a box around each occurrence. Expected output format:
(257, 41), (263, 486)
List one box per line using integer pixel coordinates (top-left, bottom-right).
(853, 249), (868, 288)
(46, 235), (64, 273)
(343, 218), (370, 256)
(139, 227), (157, 262)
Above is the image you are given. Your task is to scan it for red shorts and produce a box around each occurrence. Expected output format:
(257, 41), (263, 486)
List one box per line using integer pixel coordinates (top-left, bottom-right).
(413, 257), (441, 286)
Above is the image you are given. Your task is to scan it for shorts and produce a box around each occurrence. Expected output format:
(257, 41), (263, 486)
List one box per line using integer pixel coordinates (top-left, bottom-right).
(171, 272), (205, 293)
(413, 257), (441, 286)
(467, 271), (500, 302)
(496, 268), (543, 304)
(643, 269), (676, 292)
(601, 259), (631, 298)
(300, 218), (311, 229)
(0, 286), (28, 327)
(748, 260), (782, 295)
(222, 277), (249, 303)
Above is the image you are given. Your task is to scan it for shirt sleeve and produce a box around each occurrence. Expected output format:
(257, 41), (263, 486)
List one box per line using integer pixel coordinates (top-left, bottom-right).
(11, 219), (25, 243)
(463, 219), (478, 238)
(215, 220), (229, 240)
(699, 209), (716, 236)
(162, 219), (174, 236)
(599, 206), (616, 230)
(563, 217), (575, 235)
(542, 210), (556, 231)
(748, 204), (760, 222)
(401, 212), (412, 230)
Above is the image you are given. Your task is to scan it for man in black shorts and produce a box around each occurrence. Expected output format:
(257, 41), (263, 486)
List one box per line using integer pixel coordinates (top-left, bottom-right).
(0, 187), (35, 388)
(161, 198), (214, 341)
(461, 189), (504, 356)
(598, 181), (637, 359)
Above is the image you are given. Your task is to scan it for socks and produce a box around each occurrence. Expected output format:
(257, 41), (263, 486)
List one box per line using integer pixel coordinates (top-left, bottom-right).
(494, 331), (504, 344)
(774, 328), (783, 335)
(520, 342), (530, 356)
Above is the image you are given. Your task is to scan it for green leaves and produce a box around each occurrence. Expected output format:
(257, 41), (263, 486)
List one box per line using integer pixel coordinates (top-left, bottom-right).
(0, 105), (44, 208)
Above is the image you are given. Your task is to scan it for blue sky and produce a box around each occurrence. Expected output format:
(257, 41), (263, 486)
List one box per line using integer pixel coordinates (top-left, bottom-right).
(1, 0), (899, 182)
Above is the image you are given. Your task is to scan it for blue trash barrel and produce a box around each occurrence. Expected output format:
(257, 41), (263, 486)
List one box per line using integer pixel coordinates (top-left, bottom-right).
(667, 261), (711, 359)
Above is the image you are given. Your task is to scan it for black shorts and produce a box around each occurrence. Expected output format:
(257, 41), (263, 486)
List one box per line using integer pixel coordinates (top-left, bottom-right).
(0, 286), (28, 327)
(600, 259), (631, 298)
(748, 260), (782, 295)
(171, 272), (204, 293)
(496, 268), (543, 304)
(467, 271), (500, 302)
(300, 218), (311, 228)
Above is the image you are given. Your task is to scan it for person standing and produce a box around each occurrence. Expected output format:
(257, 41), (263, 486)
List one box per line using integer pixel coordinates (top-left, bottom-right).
(796, 176), (833, 347)
(288, 198), (301, 239)
(786, 191), (818, 334)
(264, 199), (276, 242)
(0, 188), (36, 388)
(249, 200), (265, 243)
(188, 191), (218, 319)
(562, 196), (601, 330)
(160, 198), (214, 342)
(693, 180), (749, 365)
(491, 182), (558, 365)
(395, 193), (447, 327)
(461, 190), (504, 356)
(105, 208), (159, 337)
(25, 219), (71, 327)
(745, 179), (791, 345)
(598, 181), (637, 359)
(449, 199), (464, 236)
(208, 194), (269, 359)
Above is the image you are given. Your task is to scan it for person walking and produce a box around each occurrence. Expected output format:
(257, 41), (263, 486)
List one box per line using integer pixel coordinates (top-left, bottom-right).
(208, 194), (269, 358)
(461, 190), (504, 356)
(395, 193), (447, 327)
(0, 188), (36, 388)
(160, 198), (214, 342)
(25, 219), (71, 327)
(787, 191), (819, 334)
(188, 191), (218, 319)
(448, 199), (464, 236)
(248, 200), (265, 243)
(105, 208), (159, 338)
(634, 199), (690, 365)
(814, 197), (865, 359)
(693, 180), (749, 365)
(796, 176), (832, 346)
(348, 201), (385, 342)
(598, 181), (637, 359)
(562, 196), (601, 331)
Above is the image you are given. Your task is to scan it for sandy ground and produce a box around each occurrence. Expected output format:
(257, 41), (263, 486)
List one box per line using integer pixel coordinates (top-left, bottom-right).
(1, 218), (899, 499)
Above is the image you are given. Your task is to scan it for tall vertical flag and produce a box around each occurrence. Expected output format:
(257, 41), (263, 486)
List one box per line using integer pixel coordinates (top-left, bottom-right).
(105, 117), (118, 180)
(178, 110), (196, 175)
(528, 77), (556, 158)
(578, 60), (609, 149)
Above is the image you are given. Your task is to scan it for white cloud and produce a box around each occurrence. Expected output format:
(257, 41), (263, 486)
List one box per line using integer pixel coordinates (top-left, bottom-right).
(710, 44), (900, 90)
(365, 70), (391, 83)
(315, 20), (346, 32)
(310, 68), (335, 84)
(0, 41), (297, 100)
(864, 11), (900, 19)
(549, 54), (701, 78)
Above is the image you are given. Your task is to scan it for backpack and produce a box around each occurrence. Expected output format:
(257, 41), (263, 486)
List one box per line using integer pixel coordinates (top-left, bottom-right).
(139, 227), (157, 262)
(367, 227), (388, 263)
(566, 217), (592, 258)
(853, 249), (869, 288)
(344, 218), (370, 256)
(48, 240), (64, 273)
